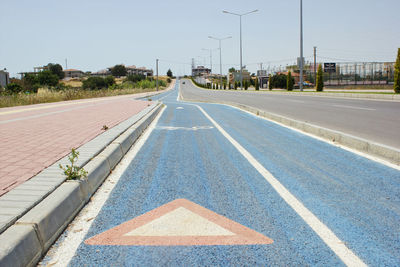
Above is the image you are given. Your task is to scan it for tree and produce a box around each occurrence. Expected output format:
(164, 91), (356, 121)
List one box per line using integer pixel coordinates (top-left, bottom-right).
(228, 67), (236, 73)
(22, 74), (40, 93)
(268, 76), (272, 90)
(394, 48), (400, 93)
(316, 64), (324, 91)
(82, 76), (111, 90)
(255, 78), (259, 90)
(244, 80), (249, 90)
(223, 82), (226, 89)
(270, 74), (287, 89)
(167, 69), (173, 78)
(5, 83), (23, 94)
(48, 63), (65, 79)
(287, 70), (294, 91)
(37, 71), (59, 87)
(126, 74), (145, 83)
(104, 75), (115, 87)
(234, 81), (238, 90)
(111, 65), (127, 77)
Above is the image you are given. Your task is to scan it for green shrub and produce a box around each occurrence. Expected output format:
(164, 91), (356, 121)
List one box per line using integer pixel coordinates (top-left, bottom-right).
(59, 148), (87, 180)
(5, 83), (23, 94)
(244, 81), (248, 90)
(270, 74), (287, 89)
(126, 74), (145, 83)
(316, 64), (324, 91)
(255, 78), (259, 90)
(394, 48), (400, 94)
(287, 71), (294, 91)
(38, 71), (59, 87)
(104, 75), (115, 87)
(82, 76), (106, 90)
(268, 76), (272, 90)
(111, 64), (127, 77)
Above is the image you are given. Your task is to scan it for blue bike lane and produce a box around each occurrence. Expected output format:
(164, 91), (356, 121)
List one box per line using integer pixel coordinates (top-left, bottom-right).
(60, 80), (399, 266)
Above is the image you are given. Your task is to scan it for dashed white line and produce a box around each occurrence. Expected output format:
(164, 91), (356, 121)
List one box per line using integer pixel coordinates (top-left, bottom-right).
(195, 104), (366, 267)
(332, 104), (375, 111)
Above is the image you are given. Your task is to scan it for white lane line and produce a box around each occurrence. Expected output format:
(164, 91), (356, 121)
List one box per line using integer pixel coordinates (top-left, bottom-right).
(287, 99), (306, 103)
(332, 104), (375, 111)
(195, 104), (366, 267)
(38, 106), (166, 266)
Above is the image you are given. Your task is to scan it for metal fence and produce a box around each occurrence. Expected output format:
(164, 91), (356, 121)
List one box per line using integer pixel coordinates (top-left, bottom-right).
(304, 62), (395, 86)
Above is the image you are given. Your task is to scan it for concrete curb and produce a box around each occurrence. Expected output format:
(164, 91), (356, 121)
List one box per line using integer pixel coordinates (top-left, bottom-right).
(182, 81), (400, 166)
(257, 91), (400, 101)
(0, 102), (163, 267)
(192, 86), (400, 101)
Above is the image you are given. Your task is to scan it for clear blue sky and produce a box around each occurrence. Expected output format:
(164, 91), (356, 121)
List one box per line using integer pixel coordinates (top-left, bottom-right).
(1, 0), (399, 77)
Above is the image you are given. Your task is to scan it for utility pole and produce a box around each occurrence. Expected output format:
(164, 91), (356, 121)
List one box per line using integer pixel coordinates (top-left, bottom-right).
(156, 59), (159, 91)
(313, 46), (317, 84)
(299, 0), (304, 91)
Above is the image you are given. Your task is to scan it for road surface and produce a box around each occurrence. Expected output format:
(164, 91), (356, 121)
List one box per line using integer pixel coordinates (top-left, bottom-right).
(41, 80), (400, 266)
(181, 83), (400, 150)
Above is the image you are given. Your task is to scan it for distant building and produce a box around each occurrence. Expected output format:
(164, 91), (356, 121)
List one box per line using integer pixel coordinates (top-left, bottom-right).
(63, 69), (84, 78)
(192, 66), (211, 77)
(257, 70), (268, 88)
(0, 70), (10, 87)
(228, 69), (250, 84)
(126, 65), (153, 77)
(91, 69), (112, 77)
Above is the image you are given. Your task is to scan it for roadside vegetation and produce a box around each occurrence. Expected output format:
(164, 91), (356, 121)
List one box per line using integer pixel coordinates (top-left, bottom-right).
(0, 63), (169, 108)
(394, 48), (400, 94)
(316, 64), (324, 91)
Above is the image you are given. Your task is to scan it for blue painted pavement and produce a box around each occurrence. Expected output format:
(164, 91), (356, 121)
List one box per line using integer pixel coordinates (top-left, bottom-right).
(67, 80), (400, 266)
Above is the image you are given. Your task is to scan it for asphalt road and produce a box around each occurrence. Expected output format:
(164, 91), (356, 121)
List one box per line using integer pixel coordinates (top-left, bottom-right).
(181, 82), (400, 150)
(41, 80), (400, 266)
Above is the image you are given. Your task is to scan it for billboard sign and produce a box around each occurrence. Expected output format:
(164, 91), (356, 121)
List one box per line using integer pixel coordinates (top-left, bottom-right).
(324, 63), (336, 73)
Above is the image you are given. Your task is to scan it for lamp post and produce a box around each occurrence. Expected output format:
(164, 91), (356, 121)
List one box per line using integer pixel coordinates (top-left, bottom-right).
(208, 36), (232, 89)
(299, 0), (304, 91)
(223, 9), (258, 90)
(201, 48), (214, 74)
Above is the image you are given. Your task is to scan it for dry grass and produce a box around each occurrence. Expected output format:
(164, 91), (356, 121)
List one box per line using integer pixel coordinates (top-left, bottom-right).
(60, 79), (82, 88)
(0, 86), (166, 108)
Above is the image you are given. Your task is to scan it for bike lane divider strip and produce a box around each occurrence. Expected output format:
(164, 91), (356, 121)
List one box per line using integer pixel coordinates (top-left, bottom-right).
(194, 104), (366, 267)
(0, 101), (164, 267)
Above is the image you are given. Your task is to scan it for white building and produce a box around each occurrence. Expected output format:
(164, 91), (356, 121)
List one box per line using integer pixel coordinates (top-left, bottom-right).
(0, 70), (10, 87)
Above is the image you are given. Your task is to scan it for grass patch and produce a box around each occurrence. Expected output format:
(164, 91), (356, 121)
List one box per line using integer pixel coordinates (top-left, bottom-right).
(0, 86), (167, 108)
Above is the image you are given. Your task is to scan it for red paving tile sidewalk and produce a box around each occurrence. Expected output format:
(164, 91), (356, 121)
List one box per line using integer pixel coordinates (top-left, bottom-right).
(0, 92), (161, 196)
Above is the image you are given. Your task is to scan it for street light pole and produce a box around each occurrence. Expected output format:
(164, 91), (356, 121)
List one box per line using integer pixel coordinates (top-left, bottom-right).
(202, 48), (213, 74)
(156, 58), (159, 91)
(208, 36), (232, 90)
(223, 9), (258, 90)
(299, 0), (304, 91)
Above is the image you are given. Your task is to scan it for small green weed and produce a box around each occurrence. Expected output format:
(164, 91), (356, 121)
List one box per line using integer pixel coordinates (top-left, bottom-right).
(59, 148), (88, 180)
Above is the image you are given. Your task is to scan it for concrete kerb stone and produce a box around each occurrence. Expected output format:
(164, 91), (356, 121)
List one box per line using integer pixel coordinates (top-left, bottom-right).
(0, 102), (163, 266)
(16, 181), (86, 253)
(0, 224), (42, 267)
